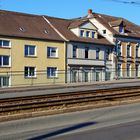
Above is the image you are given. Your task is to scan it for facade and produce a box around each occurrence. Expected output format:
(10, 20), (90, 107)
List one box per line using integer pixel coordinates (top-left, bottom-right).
(45, 16), (114, 83)
(1, 9), (140, 87)
(0, 10), (65, 87)
(86, 9), (140, 79)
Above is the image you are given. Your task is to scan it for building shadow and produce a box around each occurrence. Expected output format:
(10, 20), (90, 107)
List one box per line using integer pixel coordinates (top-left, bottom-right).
(28, 121), (97, 140)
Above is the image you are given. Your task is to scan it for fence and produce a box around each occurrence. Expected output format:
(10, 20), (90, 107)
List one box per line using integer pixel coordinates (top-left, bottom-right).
(0, 68), (139, 87)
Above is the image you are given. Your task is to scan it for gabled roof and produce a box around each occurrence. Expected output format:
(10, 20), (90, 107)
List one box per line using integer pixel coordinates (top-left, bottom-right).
(45, 16), (113, 46)
(0, 10), (64, 41)
(68, 19), (89, 29)
(109, 19), (125, 27)
(86, 12), (140, 39)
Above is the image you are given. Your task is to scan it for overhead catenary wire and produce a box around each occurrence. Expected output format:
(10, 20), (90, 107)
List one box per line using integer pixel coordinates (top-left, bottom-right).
(104, 0), (140, 5)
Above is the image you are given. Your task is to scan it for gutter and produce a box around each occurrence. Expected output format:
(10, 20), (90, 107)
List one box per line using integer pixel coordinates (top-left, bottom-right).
(113, 34), (140, 40)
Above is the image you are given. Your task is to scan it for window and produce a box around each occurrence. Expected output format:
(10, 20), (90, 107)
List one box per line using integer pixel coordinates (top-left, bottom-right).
(103, 30), (106, 34)
(25, 45), (36, 56)
(136, 46), (139, 58)
(127, 45), (131, 57)
(86, 31), (90, 37)
(80, 30), (84, 37)
(127, 64), (130, 77)
(85, 47), (89, 59)
(24, 67), (36, 78)
(118, 64), (121, 77)
(0, 55), (10, 67)
(96, 48), (100, 59)
(136, 64), (139, 77)
(47, 47), (58, 57)
(106, 49), (110, 60)
(47, 67), (57, 78)
(118, 44), (122, 56)
(73, 45), (77, 58)
(0, 40), (10, 48)
(119, 26), (123, 33)
(0, 77), (9, 87)
(92, 32), (95, 38)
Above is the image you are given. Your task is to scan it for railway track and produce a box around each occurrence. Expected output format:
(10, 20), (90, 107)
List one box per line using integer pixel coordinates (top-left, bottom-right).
(1, 86), (140, 115)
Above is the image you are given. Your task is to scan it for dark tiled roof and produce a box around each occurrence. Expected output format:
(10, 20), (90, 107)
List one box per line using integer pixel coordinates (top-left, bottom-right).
(0, 10), (64, 41)
(90, 12), (140, 39)
(109, 19), (125, 27)
(68, 19), (89, 29)
(45, 16), (113, 46)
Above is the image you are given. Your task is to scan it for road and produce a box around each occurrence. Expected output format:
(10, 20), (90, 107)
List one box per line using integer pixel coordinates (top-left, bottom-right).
(49, 120), (140, 140)
(0, 102), (140, 139)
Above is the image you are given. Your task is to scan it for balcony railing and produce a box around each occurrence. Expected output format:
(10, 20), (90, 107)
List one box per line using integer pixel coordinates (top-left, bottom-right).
(67, 58), (105, 66)
(127, 56), (133, 62)
(118, 56), (124, 61)
(135, 57), (140, 62)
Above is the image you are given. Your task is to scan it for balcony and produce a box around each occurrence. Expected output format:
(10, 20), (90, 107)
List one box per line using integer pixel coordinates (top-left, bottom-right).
(117, 56), (124, 61)
(127, 56), (133, 62)
(67, 58), (105, 66)
(106, 60), (112, 66)
(135, 57), (140, 63)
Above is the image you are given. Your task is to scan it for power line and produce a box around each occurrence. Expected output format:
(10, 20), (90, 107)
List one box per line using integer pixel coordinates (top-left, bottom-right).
(105, 0), (140, 5)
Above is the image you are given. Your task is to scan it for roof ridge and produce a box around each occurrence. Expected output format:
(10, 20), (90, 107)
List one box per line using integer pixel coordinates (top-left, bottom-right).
(0, 9), (40, 17)
(44, 15), (73, 21)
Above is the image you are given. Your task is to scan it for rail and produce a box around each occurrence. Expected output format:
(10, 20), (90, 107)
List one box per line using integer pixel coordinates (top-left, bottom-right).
(1, 86), (140, 116)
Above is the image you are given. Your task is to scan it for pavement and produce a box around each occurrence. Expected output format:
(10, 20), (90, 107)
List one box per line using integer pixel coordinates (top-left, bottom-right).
(0, 102), (140, 139)
(1, 79), (140, 99)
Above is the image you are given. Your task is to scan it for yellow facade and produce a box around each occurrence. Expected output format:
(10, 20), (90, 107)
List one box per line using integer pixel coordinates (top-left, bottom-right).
(119, 41), (137, 77)
(0, 37), (65, 87)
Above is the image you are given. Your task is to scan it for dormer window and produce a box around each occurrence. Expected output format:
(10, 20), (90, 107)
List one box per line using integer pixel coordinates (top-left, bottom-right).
(86, 31), (90, 37)
(110, 19), (125, 33)
(80, 30), (84, 37)
(119, 25), (123, 33)
(92, 32), (95, 38)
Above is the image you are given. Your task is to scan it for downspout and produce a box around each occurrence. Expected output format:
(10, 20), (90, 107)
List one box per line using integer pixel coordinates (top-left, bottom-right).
(64, 41), (67, 83)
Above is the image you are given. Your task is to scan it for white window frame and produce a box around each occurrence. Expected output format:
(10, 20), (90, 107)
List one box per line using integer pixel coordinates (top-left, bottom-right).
(136, 64), (139, 77)
(127, 64), (131, 77)
(127, 45), (131, 57)
(0, 55), (10, 67)
(47, 47), (58, 58)
(24, 66), (36, 78)
(118, 64), (122, 77)
(80, 30), (84, 37)
(86, 31), (90, 38)
(0, 76), (9, 87)
(47, 67), (58, 78)
(24, 45), (36, 57)
(0, 40), (11, 48)
(91, 31), (95, 38)
(96, 48), (100, 59)
(136, 45), (139, 58)
(118, 44), (122, 56)
(106, 49), (110, 60)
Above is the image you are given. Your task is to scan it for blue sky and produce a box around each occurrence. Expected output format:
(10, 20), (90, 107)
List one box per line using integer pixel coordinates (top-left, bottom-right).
(1, 0), (140, 25)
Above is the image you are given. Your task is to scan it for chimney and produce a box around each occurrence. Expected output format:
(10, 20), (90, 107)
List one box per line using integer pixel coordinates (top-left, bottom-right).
(87, 9), (93, 18)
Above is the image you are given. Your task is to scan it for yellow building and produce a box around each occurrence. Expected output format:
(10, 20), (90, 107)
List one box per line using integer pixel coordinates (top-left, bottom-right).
(0, 10), (65, 87)
(117, 41), (140, 78)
